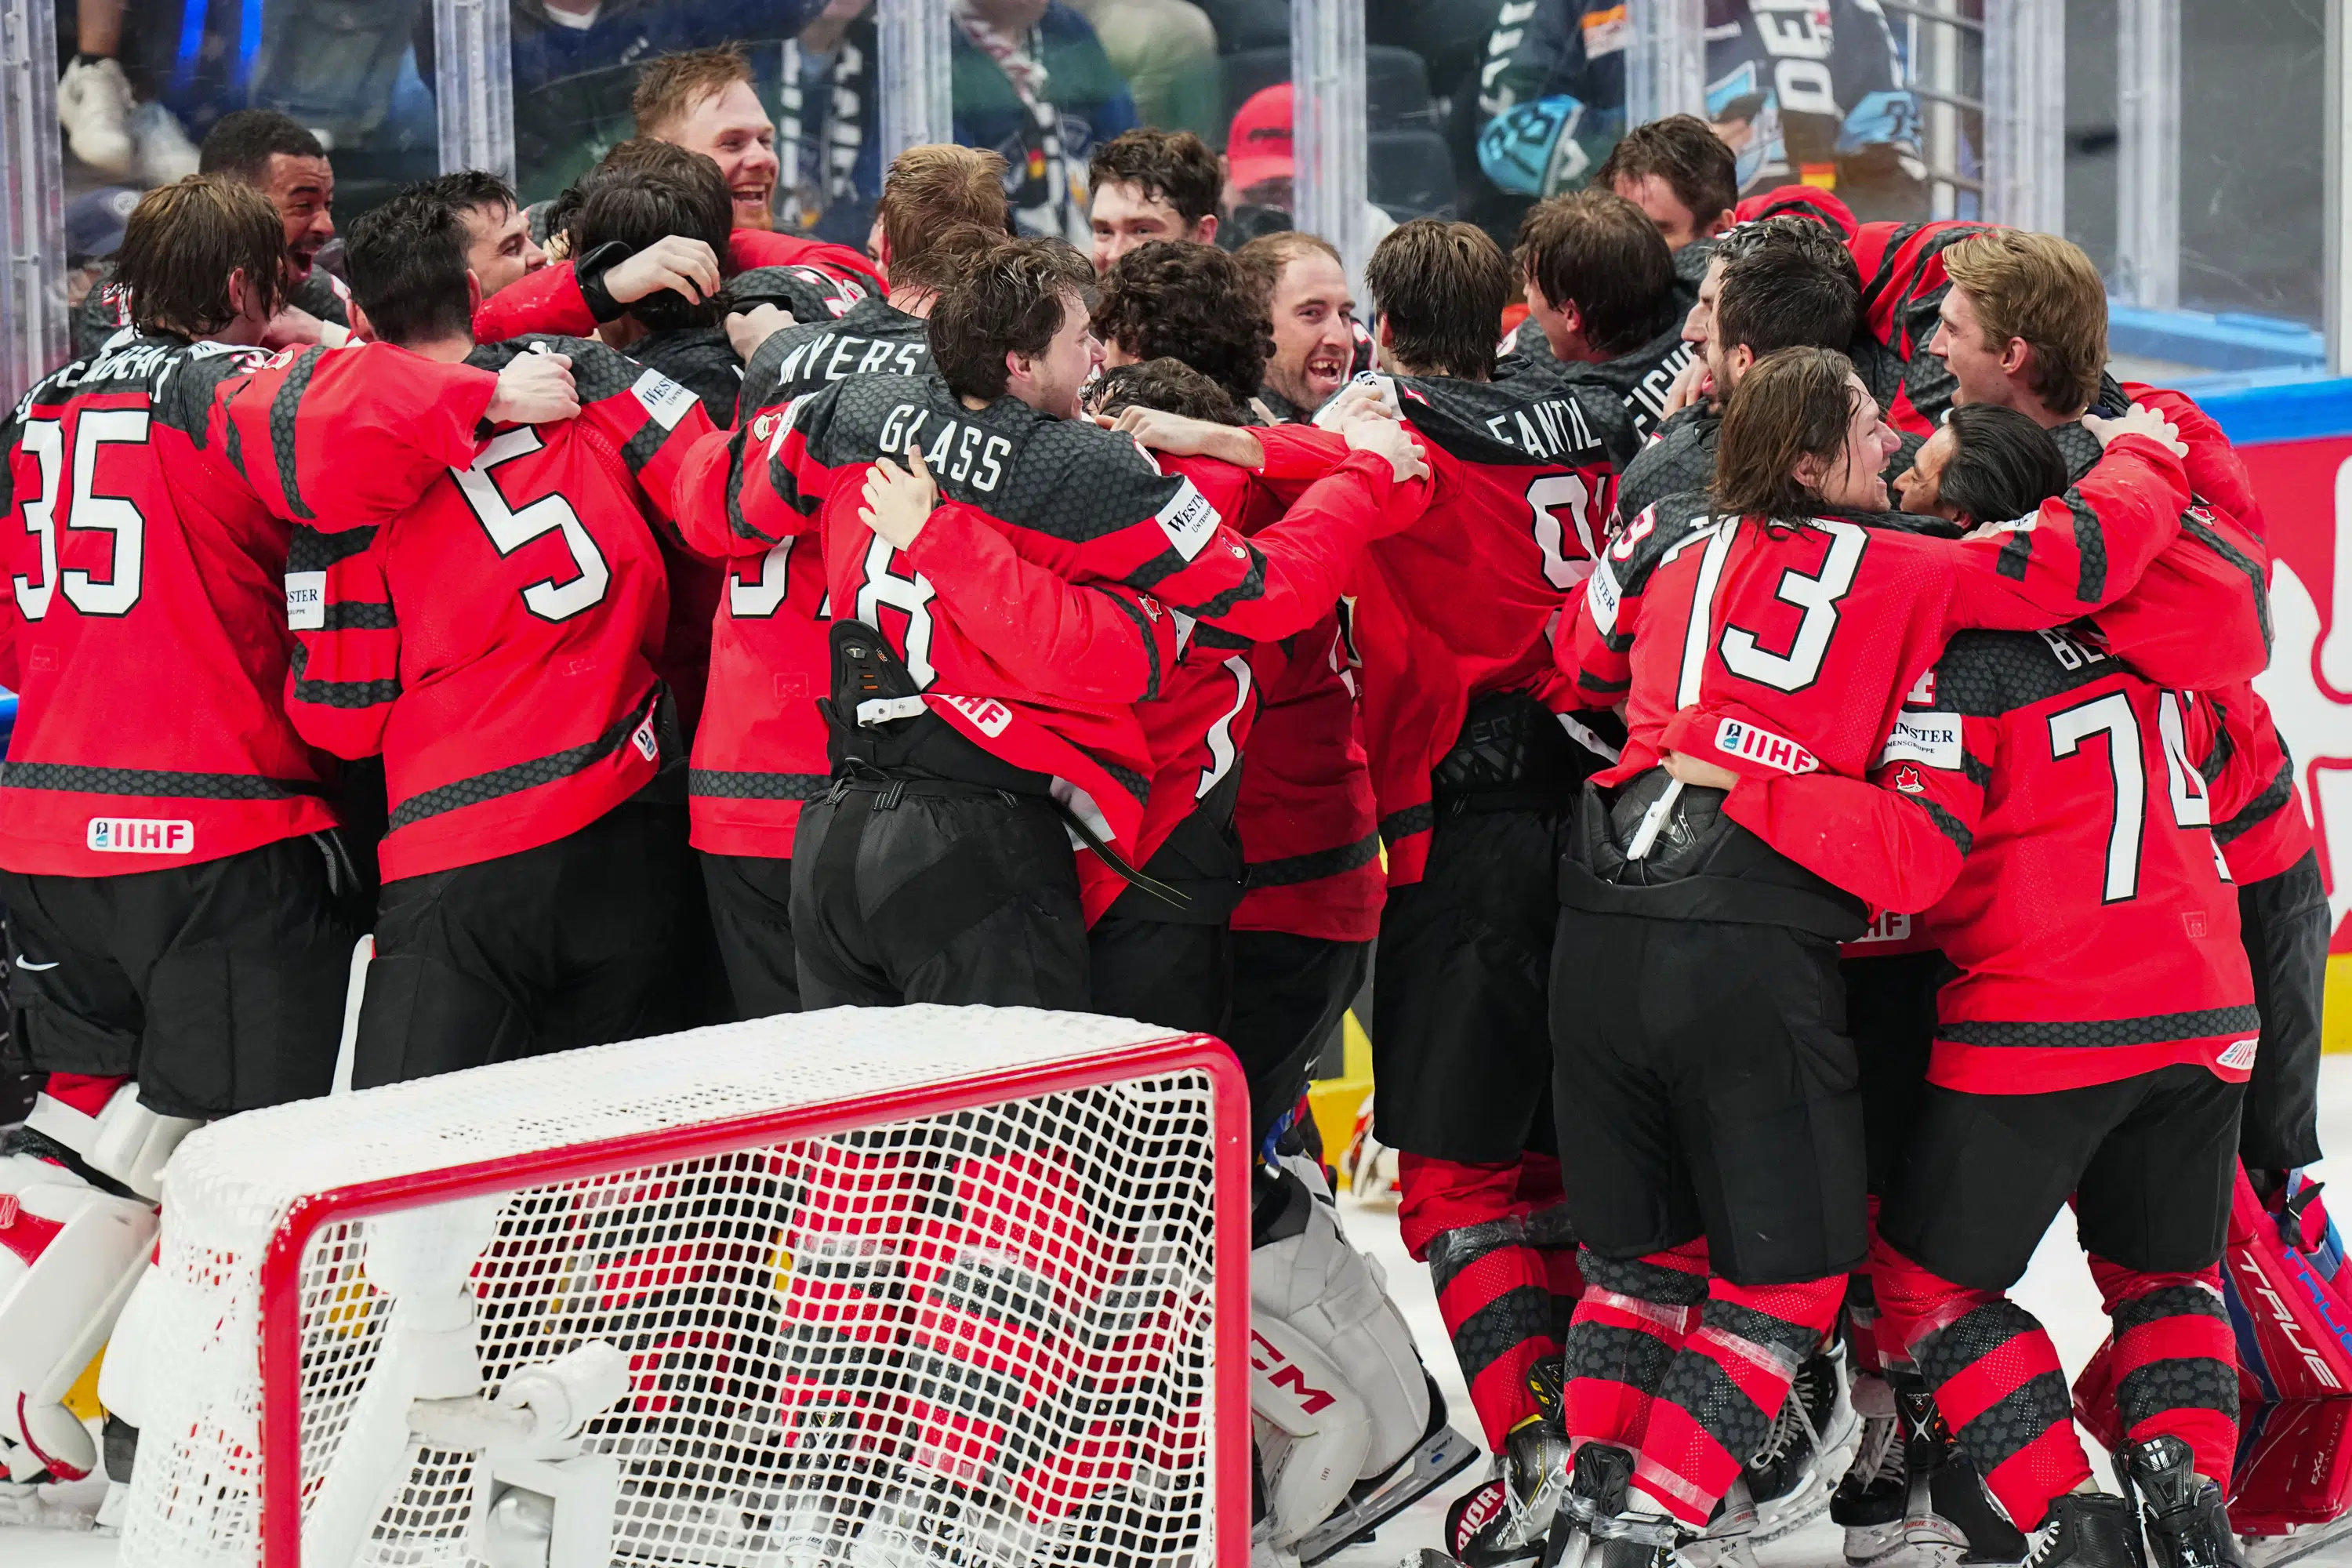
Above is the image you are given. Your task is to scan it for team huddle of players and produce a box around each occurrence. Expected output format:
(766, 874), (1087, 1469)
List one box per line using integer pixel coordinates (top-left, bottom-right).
(0, 74), (2321, 1568)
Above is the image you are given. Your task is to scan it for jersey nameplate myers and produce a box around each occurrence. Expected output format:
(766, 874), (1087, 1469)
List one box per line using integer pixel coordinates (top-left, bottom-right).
(631, 368), (700, 430)
(1878, 710), (1962, 771)
(87, 817), (194, 855)
(285, 570), (326, 632)
(770, 331), (927, 388)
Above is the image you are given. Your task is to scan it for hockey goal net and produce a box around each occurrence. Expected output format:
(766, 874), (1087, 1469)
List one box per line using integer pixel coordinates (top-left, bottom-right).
(118, 1005), (1250, 1568)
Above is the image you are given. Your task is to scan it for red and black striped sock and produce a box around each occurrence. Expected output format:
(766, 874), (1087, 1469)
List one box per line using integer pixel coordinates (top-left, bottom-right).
(2092, 1257), (2238, 1485)
(1560, 1240), (1709, 1461)
(1871, 1236), (2090, 1531)
(1632, 1273), (1846, 1526)
(1400, 1152), (1563, 1450)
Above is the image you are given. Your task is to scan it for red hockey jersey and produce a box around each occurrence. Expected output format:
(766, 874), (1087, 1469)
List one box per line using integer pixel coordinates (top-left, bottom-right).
(695, 372), (1418, 916)
(1712, 627), (2259, 1094)
(1563, 434), (2190, 818)
(0, 336), (498, 875)
(1260, 370), (1637, 887)
(684, 296), (932, 860)
(281, 338), (715, 881)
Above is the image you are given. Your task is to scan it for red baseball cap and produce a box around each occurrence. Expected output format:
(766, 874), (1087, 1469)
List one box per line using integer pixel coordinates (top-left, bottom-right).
(1226, 83), (1296, 194)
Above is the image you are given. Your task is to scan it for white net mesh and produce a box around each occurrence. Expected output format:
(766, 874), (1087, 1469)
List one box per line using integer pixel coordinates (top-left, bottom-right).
(121, 1006), (1237, 1568)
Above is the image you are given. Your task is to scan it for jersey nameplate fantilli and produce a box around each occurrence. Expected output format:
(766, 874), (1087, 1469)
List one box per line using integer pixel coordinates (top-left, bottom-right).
(1715, 717), (1818, 775)
(1878, 710), (1962, 771)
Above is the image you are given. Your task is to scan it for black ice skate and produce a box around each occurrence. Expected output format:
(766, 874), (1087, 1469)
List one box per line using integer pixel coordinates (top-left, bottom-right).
(2121, 1434), (2250, 1568)
(2023, 1492), (2147, 1568)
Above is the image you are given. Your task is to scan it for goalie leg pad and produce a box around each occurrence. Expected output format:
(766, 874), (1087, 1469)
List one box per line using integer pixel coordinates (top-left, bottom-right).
(1254, 1167), (1431, 1479)
(0, 1151), (160, 1479)
(1250, 1311), (1373, 1546)
(24, 1084), (199, 1203)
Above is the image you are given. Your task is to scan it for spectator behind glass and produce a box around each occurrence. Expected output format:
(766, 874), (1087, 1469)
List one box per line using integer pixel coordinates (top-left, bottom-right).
(1088, 129), (1221, 273)
(951, 0), (1138, 242)
(412, 171), (549, 300)
(1236, 230), (1356, 419)
(1594, 115), (1737, 251)
(1062, 0), (1219, 136)
(493, 4), (815, 202)
(634, 48), (786, 233)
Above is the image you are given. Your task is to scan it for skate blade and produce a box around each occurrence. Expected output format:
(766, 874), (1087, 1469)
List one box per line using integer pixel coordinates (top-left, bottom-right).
(1295, 1424), (1483, 1564)
(2244, 1516), (2352, 1568)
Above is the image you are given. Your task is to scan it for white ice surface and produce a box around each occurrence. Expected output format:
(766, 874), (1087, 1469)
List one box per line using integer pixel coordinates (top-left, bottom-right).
(14, 1063), (2352, 1567)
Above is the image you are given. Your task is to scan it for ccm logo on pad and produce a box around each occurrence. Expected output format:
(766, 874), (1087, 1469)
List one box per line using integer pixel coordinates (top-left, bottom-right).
(87, 818), (194, 855)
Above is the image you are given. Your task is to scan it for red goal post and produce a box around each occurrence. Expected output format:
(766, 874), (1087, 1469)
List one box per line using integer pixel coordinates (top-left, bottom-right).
(119, 1006), (1252, 1568)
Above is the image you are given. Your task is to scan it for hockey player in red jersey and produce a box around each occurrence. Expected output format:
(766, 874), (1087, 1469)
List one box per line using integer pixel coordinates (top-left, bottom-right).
(282, 181), (724, 1085)
(1541, 347), (2191, 1568)
(684, 147), (1010, 1021)
(0, 176), (574, 1489)
(684, 236), (1423, 1009)
(1924, 227), (2326, 1189)
(1188, 217), (1641, 1565)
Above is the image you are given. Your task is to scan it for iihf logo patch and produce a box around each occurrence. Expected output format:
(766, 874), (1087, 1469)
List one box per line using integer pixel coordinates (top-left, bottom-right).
(1714, 717), (1819, 775)
(630, 717), (659, 762)
(2219, 1037), (2260, 1071)
(1893, 765), (1926, 794)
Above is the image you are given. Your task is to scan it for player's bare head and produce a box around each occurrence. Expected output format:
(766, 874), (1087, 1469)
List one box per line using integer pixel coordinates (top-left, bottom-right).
(1093, 241), (1272, 405)
(1367, 219), (1508, 382)
(570, 145), (735, 327)
(879, 147), (1012, 290)
(1088, 129), (1222, 270)
(414, 169), (541, 298)
(931, 237), (1101, 416)
(1237, 231), (1353, 410)
(198, 109), (333, 273)
(1716, 346), (1898, 517)
(1937, 230), (2107, 419)
(1594, 114), (1737, 250)
(117, 176), (287, 340)
(1708, 217), (1861, 389)
(1899, 404), (2069, 526)
(1513, 190), (1675, 361)
(345, 185), (476, 349)
(1086, 358), (1246, 426)
(632, 46), (775, 229)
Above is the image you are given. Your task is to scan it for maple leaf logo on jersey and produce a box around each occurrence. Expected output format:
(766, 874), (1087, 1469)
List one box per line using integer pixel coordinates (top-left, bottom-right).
(1893, 765), (1926, 795)
(751, 410), (782, 444)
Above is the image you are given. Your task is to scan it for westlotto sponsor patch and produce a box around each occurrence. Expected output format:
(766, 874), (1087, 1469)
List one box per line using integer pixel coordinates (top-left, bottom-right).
(631, 368), (700, 430)
(1154, 479), (1220, 562)
(1878, 711), (1962, 771)
(1715, 717), (1818, 775)
(87, 818), (194, 855)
